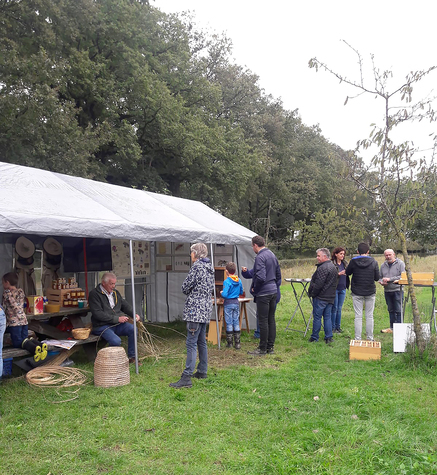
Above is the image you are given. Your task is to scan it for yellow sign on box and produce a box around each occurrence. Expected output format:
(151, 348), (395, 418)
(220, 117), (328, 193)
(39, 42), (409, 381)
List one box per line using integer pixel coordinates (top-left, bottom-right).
(26, 295), (44, 315)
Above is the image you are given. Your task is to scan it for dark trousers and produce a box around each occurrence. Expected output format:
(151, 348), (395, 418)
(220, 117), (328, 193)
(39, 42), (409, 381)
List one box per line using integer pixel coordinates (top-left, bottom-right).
(384, 291), (403, 328)
(256, 293), (277, 351)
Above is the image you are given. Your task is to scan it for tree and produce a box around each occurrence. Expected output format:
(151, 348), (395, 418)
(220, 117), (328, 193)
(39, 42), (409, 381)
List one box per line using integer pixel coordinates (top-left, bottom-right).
(309, 43), (437, 351)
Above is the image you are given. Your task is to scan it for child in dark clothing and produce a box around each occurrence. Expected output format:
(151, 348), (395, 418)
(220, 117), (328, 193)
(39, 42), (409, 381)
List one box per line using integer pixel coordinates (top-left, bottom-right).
(2, 272), (47, 361)
(220, 262), (244, 349)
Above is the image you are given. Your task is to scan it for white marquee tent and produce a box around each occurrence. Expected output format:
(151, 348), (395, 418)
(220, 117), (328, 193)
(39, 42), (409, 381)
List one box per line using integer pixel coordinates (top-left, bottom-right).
(0, 162), (255, 244)
(0, 162), (257, 331)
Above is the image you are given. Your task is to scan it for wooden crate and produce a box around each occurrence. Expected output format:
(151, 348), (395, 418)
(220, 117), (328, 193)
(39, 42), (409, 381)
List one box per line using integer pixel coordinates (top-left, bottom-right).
(46, 288), (82, 306)
(349, 340), (381, 361)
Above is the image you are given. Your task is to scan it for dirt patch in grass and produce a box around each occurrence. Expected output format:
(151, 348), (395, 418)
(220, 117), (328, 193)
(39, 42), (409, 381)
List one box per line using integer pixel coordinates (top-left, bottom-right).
(139, 322), (302, 370)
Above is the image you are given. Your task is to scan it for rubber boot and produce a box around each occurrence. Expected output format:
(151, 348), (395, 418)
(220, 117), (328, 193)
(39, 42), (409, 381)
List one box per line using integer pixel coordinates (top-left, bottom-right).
(233, 331), (241, 350)
(226, 332), (233, 348)
(22, 338), (47, 362)
(169, 373), (192, 389)
(34, 339), (48, 361)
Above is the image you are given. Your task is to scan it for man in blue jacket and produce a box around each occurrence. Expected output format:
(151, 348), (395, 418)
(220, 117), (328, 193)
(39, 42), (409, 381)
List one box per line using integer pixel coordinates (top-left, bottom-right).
(243, 236), (281, 356)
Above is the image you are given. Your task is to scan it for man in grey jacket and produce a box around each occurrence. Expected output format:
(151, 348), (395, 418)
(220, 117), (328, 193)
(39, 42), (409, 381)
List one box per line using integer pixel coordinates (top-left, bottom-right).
(379, 249), (405, 334)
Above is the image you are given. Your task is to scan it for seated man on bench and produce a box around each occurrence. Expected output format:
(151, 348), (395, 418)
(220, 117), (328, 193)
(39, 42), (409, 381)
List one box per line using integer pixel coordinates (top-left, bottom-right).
(89, 273), (140, 364)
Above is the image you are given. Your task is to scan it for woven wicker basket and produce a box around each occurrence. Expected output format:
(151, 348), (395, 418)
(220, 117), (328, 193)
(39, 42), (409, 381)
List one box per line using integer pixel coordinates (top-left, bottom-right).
(71, 327), (91, 340)
(94, 347), (130, 388)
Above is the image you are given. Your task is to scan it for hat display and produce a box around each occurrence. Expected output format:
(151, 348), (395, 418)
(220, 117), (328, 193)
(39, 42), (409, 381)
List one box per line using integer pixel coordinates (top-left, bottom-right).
(43, 237), (63, 268)
(15, 236), (35, 259)
(43, 237), (62, 256)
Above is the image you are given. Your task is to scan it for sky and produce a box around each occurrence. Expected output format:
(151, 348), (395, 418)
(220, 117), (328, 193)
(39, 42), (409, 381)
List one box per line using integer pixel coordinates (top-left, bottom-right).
(155, 0), (436, 158)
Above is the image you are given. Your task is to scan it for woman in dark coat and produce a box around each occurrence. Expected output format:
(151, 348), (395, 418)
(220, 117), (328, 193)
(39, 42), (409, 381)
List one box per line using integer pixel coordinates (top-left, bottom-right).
(170, 243), (215, 389)
(331, 247), (350, 333)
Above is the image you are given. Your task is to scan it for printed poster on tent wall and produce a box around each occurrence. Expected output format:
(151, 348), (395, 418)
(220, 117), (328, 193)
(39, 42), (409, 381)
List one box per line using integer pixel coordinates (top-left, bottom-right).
(111, 240), (150, 278)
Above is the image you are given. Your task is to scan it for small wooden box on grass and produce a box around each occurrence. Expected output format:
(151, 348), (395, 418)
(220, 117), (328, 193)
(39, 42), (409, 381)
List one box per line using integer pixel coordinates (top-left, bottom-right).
(349, 340), (381, 361)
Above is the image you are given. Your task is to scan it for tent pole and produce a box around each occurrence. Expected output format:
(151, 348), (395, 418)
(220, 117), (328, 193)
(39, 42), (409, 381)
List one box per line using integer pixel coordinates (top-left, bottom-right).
(210, 243), (221, 349)
(129, 240), (139, 374)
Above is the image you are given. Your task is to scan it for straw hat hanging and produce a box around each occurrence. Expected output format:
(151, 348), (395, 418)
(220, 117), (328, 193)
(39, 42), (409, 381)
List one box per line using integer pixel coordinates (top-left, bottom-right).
(43, 237), (63, 267)
(94, 347), (130, 388)
(15, 236), (35, 268)
(14, 236), (36, 295)
(42, 237), (63, 294)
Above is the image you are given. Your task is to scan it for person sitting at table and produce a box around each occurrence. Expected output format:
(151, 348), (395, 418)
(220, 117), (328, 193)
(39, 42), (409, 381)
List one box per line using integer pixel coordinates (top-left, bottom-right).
(2, 272), (48, 361)
(89, 272), (140, 364)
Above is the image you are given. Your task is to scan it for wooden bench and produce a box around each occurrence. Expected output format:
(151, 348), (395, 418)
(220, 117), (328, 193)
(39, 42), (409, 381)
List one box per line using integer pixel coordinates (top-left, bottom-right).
(396, 272), (437, 327)
(2, 334), (101, 361)
(397, 272), (435, 286)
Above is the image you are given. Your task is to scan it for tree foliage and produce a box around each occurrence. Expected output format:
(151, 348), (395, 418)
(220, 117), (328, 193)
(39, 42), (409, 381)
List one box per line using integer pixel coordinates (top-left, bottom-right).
(309, 43), (437, 350)
(2, 1), (436, 260)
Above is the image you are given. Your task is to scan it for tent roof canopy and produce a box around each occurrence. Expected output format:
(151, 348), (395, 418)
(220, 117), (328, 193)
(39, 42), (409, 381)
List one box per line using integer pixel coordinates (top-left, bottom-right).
(0, 162), (255, 244)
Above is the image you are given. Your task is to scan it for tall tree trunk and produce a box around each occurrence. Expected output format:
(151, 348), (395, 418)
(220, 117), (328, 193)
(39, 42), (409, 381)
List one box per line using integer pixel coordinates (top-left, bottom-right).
(399, 232), (426, 353)
(265, 198), (272, 246)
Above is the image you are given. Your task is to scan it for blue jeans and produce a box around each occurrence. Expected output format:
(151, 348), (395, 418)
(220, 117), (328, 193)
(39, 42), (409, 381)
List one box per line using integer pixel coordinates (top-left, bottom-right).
(183, 321), (207, 377)
(256, 293), (277, 351)
(0, 308), (6, 379)
(310, 298), (333, 341)
(92, 322), (136, 358)
(384, 291), (403, 328)
(331, 289), (347, 330)
(8, 324), (28, 348)
(224, 304), (240, 332)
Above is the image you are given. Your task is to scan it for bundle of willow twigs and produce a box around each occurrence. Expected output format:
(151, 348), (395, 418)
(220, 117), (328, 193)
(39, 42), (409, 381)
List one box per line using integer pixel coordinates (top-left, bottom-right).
(136, 320), (164, 360)
(123, 319), (170, 360)
(26, 366), (89, 388)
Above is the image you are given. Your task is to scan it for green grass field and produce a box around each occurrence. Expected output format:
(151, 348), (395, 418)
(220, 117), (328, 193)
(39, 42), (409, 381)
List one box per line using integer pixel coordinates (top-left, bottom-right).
(1, 257), (437, 475)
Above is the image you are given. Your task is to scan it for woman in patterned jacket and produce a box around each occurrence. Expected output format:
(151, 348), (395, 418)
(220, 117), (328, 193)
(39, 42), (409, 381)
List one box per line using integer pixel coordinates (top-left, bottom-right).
(170, 243), (215, 389)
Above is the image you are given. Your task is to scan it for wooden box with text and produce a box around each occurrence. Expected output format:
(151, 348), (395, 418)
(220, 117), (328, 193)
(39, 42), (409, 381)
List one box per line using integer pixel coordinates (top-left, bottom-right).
(46, 287), (82, 306)
(349, 340), (381, 361)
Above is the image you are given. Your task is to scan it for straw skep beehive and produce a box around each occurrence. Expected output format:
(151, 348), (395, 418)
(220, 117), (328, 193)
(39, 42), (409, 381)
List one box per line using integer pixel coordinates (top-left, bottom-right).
(94, 347), (130, 388)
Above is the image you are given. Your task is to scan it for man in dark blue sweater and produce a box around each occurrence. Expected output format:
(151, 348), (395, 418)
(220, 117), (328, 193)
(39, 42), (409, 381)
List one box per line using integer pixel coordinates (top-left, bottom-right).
(346, 242), (380, 340)
(243, 236), (281, 356)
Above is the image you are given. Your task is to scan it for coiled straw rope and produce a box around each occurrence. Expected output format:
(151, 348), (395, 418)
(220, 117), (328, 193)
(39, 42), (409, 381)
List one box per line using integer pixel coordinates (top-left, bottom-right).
(25, 366), (91, 403)
(26, 366), (89, 388)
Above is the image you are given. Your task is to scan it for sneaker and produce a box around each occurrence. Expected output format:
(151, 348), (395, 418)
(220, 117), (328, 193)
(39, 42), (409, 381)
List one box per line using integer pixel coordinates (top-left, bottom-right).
(325, 337), (333, 344)
(266, 348), (275, 354)
(308, 337), (318, 342)
(336, 328), (343, 333)
(332, 329), (338, 334)
(381, 328), (393, 333)
(247, 347), (266, 356)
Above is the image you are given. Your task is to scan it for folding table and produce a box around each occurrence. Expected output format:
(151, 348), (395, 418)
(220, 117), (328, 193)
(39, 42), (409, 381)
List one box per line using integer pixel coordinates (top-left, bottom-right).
(396, 272), (437, 330)
(285, 278), (313, 336)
